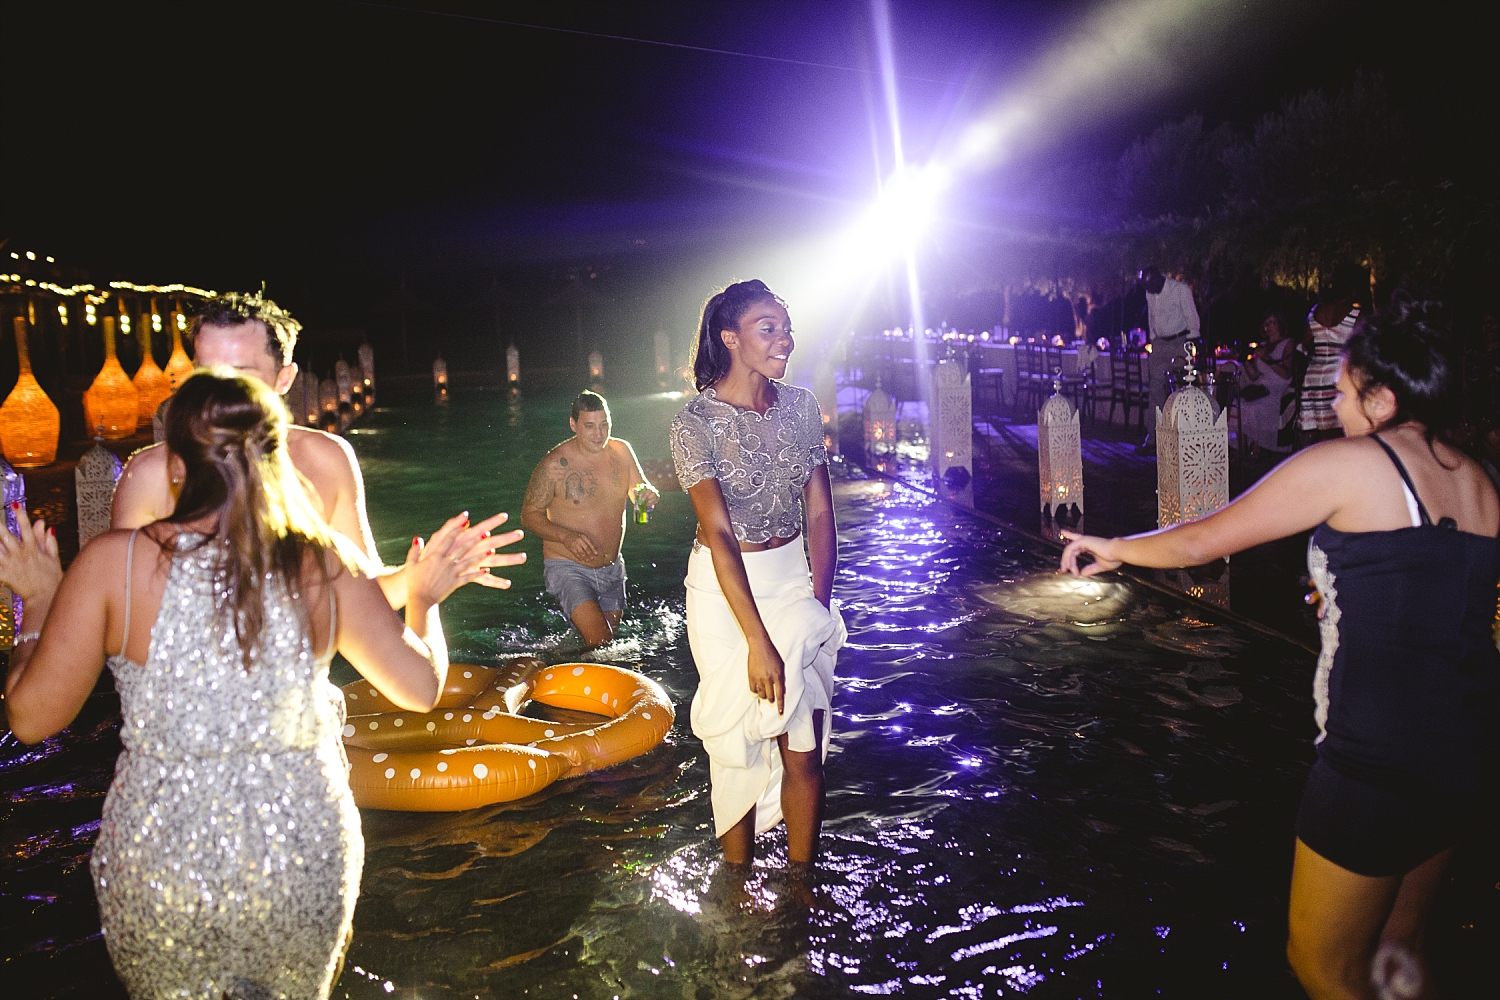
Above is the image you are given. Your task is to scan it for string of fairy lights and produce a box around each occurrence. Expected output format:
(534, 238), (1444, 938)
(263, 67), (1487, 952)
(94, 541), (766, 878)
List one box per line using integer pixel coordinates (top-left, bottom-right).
(4, 250), (216, 333)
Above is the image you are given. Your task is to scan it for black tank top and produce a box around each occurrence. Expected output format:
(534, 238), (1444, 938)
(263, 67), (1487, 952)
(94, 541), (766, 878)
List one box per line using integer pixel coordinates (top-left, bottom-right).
(1306, 435), (1499, 797)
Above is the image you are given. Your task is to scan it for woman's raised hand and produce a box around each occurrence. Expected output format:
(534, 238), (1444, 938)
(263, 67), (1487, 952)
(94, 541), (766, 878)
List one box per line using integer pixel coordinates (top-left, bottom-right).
(1059, 531), (1123, 577)
(747, 639), (787, 715)
(407, 511), (526, 605)
(0, 506), (62, 603)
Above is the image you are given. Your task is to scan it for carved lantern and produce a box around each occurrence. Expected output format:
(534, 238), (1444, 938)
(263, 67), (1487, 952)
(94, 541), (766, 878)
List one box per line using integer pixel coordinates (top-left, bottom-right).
(1157, 376), (1228, 528)
(75, 440), (123, 548)
(506, 343), (520, 384)
(863, 380), (897, 457)
(83, 316), (140, 439)
(653, 331), (671, 385)
(932, 358), (972, 486)
(164, 311), (194, 389)
(0, 316), (60, 466)
(357, 342), (375, 394)
(813, 358), (839, 457)
(132, 319), (172, 426)
(349, 363), (365, 413)
(2, 460), (26, 646)
(432, 356), (448, 390)
(588, 349), (604, 381)
(1038, 382), (1084, 516)
(318, 378), (339, 429)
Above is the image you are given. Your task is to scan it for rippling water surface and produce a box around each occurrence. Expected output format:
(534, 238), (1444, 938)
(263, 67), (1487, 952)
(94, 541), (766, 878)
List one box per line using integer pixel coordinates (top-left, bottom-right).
(2, 388), (1483, 997)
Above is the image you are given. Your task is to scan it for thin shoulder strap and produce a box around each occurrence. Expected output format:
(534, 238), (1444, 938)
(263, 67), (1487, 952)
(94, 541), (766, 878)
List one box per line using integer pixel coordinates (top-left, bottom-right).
(1370, 434), (1432, 526)
(120, 528), (141, 654)
(324, 578), (339, 661)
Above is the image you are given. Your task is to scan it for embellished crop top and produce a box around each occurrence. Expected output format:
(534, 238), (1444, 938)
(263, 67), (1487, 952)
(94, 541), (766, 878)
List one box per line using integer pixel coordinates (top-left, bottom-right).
(669, 382), (829, 543)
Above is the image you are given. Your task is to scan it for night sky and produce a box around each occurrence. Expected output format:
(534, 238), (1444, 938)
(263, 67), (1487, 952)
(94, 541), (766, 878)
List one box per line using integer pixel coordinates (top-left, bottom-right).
(2, 0), (1494, 366)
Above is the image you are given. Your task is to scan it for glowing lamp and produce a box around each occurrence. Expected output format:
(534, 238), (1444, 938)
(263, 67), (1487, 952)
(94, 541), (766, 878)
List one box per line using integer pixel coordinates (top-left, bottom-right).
(151, 312), (162, 334)
(358, 342), (375, 391)
(506, 343), (520, 384)
(83, 317), (140, 439)
(0, 317), (61, 466)
(164, 313), (194, 390)
(654, 331), (671, 382)
(931, 359), (972, 488)
(432, 356), (448, 389)
(1157, 371), (1228, 528)
(335, 358), (353, 403)
(75, 440), (123, 548)
(119, 313), (131, 336)
(1009, 335), (1020, 346)
(85, 302), (97, 326)
(863, 380), (897, 457)
(588, 349), (603, 380)
(57, 303), (68, 326)
(131, 320), (172, 425)
(1038, 383), (1084, 517)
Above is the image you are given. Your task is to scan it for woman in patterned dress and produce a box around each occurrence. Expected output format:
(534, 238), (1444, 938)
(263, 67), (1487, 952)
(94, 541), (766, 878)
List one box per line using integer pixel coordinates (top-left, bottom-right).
(670, 280), (845, 881)
(1298, 264), (1367, 441)
(2, 372), (493, 998)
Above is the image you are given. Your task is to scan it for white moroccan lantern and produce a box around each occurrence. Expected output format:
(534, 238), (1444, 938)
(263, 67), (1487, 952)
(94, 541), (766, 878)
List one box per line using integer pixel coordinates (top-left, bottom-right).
(357, 342), (375, 393)
(335, 358), (353, 404)
(813, 358), (839, 457)
(588, 349), (604, 381)
(75, 441), (123, 548)
(653, 331), (671, 385)
(863, 380), (896, 458)
(1038, 382), (1084, 516)
(1157, 373), (1228, 528)
(506, 343), (520, 384)
(931, 359), (971, 488)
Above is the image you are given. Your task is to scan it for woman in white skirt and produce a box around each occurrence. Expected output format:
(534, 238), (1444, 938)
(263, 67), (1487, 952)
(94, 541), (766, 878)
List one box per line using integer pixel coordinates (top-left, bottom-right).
(669, 279), (846, 878)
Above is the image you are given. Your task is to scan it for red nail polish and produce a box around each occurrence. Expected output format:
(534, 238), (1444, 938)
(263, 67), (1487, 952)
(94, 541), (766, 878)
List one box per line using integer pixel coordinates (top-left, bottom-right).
(413, 536), (421, 547)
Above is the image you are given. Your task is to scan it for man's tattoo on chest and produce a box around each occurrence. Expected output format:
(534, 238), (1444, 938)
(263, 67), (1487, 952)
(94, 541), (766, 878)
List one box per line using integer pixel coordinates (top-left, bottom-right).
(563, 469), (598, 504)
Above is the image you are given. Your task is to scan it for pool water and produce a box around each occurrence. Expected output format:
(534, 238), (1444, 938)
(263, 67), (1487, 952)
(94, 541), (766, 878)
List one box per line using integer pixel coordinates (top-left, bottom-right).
(2, 388), (1491, 998)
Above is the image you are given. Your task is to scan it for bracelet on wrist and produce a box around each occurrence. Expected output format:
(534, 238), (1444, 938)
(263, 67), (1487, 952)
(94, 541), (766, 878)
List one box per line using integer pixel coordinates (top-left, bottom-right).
(14, 630), (41, 645)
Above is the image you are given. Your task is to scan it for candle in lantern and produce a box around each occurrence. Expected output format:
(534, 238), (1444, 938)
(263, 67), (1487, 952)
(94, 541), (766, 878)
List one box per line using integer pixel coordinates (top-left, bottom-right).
(432, 356), (448, 389)
(0, 316), (60, 466)
(506, 343), (520, 384)
(588, 349), (603, 380)
(83, 316), (140, 439)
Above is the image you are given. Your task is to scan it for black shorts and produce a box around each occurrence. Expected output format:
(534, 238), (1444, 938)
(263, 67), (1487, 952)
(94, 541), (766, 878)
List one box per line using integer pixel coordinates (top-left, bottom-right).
(1295, 759), (1468, 877)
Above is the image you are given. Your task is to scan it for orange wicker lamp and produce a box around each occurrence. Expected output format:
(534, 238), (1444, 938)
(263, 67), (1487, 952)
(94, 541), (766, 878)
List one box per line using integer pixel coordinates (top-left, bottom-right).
(164, 310), (194, 389)
(0, 316), (60, 466)
(83, 316), (140, 439)
(132, 319), (172, 424)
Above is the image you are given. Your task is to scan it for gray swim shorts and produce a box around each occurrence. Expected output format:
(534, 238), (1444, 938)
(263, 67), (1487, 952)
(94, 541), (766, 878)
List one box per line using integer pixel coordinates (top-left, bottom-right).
(543, 554), (627, 619)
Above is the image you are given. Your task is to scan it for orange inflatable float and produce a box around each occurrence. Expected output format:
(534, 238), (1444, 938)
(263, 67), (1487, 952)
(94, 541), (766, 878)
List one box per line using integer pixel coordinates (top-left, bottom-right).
(340, 656), (674, 812)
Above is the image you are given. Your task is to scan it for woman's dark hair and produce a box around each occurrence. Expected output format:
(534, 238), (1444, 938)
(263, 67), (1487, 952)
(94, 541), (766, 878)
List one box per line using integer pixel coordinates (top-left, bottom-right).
(690, 279), (785, 391)
(163, 369), (342, 668)
(1342, 291), (1459, 448)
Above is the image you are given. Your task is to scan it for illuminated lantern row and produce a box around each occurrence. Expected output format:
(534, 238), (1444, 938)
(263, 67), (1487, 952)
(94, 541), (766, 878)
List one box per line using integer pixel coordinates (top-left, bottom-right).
(0, 316), (61, 466)
(318, 378), (338, 422)
(131, 316), (172, 425)
(1156, 372), (1228, 528)
(84, 316), (140, 439)
(813, 358), (839, 457)
(1038, 383), (1084, 517)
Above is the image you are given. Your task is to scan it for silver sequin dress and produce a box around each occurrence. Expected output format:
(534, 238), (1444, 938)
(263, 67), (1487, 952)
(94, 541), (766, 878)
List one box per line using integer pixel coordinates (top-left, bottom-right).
(91, 532), (361, 999)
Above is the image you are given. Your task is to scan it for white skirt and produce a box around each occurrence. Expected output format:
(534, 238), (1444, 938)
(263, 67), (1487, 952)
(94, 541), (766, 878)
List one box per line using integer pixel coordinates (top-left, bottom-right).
(685, 540), (846, 837)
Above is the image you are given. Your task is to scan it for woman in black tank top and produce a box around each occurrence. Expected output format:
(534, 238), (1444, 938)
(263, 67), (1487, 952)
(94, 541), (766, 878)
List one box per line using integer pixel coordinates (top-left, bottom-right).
(1059, 294), (1498, 1000)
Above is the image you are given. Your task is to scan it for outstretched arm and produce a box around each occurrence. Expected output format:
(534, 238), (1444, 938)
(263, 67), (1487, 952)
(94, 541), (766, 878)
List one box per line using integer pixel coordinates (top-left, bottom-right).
(1060, 441), (1346, 576)
(687, 478), (788, 714)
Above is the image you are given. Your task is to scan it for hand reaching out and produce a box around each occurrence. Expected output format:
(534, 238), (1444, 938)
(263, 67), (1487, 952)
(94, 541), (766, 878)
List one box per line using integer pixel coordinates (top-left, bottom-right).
(407, 511), (527, 605)
(1058, 531), (1123, 577)
(0, 507), (62, 604)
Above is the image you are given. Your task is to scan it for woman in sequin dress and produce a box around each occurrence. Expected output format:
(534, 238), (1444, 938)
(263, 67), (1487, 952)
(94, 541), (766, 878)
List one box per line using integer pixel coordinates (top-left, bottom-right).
(3, 372), (491, 999)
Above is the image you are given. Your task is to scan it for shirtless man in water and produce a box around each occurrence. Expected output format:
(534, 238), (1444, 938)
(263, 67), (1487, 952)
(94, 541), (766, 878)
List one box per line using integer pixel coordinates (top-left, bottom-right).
(521, 391), (658, 645)
(112, 291), (525, 606)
